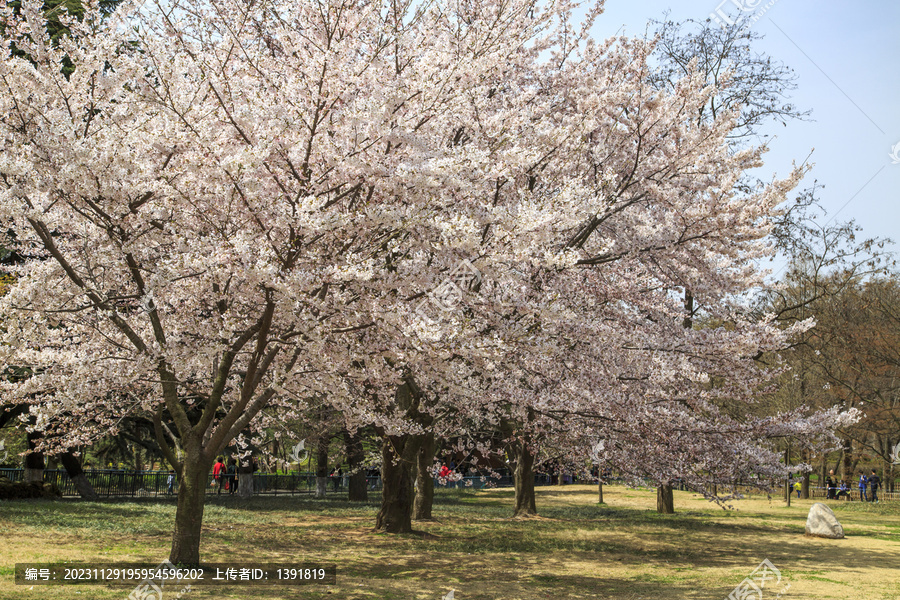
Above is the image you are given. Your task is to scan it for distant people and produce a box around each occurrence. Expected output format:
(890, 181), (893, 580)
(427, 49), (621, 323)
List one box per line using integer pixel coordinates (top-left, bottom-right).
(226, 459), (237, 495)
(836, 480), (850, 500)
(858, 471), (868, 502)
(825, 472), (836, 500)
(439, 464), (451, 480)
(167, 470), (176, 495)
(869, 470), (880, 503)
(793, 480), (801, 498)
(330, 467), (342, 492)
(213, 456), (226, 495)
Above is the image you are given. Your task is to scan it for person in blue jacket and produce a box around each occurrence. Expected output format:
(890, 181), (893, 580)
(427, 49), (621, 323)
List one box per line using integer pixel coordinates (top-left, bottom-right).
(858, 471), (868, 502)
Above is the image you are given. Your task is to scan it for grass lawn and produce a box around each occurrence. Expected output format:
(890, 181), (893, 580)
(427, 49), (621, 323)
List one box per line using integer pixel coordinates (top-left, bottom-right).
(2, 484), (899, 599)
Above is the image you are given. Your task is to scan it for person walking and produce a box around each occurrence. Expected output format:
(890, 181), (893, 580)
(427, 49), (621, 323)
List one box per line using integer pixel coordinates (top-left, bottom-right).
(212, 456), (226, 495)
(825, 471), (836, 500)
(226, 458), (237, 495)
(869, 470), (880, 503)
(858, 471), (868, 502)
(167, 470), (176, 495)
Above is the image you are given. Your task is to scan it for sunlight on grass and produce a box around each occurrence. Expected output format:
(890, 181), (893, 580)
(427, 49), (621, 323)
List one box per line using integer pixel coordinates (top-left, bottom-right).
(3, 485), (900, 599)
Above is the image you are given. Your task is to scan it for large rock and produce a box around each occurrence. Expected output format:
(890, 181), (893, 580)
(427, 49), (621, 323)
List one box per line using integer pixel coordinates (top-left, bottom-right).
(805, 502), (844, 539)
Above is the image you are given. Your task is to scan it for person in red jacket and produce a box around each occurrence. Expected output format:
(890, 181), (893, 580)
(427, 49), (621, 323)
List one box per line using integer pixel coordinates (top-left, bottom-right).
(212, 456), (226, 495)
(438, 464), (451, 480)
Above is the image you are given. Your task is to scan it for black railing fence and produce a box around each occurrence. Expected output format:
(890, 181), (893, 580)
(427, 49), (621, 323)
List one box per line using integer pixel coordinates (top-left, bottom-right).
(4, 468), (893, 501)
(0, 468), (555, 498)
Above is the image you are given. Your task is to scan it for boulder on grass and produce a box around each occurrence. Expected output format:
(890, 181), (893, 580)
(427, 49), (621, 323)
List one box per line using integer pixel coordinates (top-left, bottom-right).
(805, 502), (844, 539)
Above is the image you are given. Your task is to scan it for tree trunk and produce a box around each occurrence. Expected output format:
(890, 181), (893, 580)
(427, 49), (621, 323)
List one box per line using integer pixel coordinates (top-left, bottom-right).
(598, 478), (604, 504)
(375, 433), (418, 533)
(841, 437), (853, 480)
(169, 458), (209, 566)
(238, 458), (255, 500)
(819, 454), (828, 494)
(343, 428), (367, 502)
(656, 485), (674, 514)
(784, 447), (791, 506)
(801, 471), (810, 499)
(315, 435), (329, 499)
(59, 452), (99, 501)
(512, 442), (537, 517)
(375, 381), (431, 533)
(414, 432), (436, 520)
(499, 412), (538, 518)
(653, 290), (688, 516)
(24, 432), (44, 483)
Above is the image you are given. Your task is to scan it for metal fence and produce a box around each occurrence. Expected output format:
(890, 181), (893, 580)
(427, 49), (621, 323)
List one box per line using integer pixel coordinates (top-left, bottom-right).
(0, 468), (557, 498)
(13, 468), (892, 502)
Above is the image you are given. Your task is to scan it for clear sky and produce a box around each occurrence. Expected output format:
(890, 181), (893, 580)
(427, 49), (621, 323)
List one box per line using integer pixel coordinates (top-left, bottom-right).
(589, 0), (900, 271)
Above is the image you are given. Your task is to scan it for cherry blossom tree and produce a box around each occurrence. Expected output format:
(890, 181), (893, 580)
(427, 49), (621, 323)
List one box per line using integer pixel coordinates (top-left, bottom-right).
(0, 0), (604, 560)
(0, 0), (859, 562)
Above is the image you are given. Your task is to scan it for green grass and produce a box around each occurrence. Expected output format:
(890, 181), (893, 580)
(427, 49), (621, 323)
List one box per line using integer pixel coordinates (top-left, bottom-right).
(3, 485), (900, 600)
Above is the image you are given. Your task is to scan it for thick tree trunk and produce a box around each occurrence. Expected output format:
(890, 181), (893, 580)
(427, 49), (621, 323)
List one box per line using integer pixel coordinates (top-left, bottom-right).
(499, 412), (537, 518)
(656, 485), (674, 514)
(512, 443), (537, 517)
(841, 437), (853, 480)
(375, 433), (418, 533)
(375, 381), (431, 533)
(315, 435), (329, 499)
(414, 432), (436, 520)
(169, 459), (209, 566)
(59, 452), (98, 501)
(801, 472), (810, 499)
(24, 432), (44, 483)
(344, 428), (368, 502)
(238, 467), (254, 499)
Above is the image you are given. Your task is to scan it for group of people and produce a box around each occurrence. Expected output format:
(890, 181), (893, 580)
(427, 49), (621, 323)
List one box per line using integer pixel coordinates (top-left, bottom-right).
(822, 469), (881, 502)
(212, 457), (239, 495)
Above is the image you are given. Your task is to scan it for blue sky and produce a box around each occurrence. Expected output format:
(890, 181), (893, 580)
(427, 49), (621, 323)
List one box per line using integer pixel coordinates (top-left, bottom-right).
(590, 0), (900, 269)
